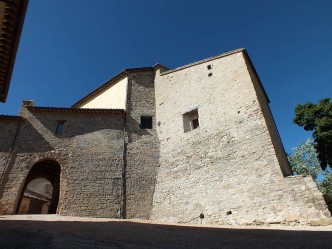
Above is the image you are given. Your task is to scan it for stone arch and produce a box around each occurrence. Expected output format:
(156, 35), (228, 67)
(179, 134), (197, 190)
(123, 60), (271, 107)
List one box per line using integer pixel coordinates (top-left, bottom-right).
(16, 159), (61, 214)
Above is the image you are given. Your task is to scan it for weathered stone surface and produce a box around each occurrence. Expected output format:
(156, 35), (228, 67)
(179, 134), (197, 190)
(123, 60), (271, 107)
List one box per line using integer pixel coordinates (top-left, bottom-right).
(0, 49), (330, 225)
(309, 218), (332, 226)
(0, 119), (19, 181)
(151, 51), (331, 225)
(124, 70), (160, 219)
(0, 108), (125, 217)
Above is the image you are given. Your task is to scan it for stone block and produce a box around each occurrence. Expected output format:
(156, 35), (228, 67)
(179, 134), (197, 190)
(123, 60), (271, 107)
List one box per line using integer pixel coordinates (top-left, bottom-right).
(309, 218), (332, 226)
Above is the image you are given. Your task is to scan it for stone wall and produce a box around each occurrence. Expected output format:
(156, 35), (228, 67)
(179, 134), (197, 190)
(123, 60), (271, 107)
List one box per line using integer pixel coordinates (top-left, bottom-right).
(0, 118), (20, 186)
(0, 69), (161, 220)
(151, 51), (331, 225)
(0, 49), (330, 225)
(244, 55), (292, 177)
(0, 106), (125, 217)
(124, 70), (160, 219)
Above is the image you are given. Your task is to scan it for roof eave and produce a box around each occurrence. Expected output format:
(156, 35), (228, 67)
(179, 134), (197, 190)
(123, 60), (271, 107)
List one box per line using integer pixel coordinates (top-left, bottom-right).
(26, 106), (125, 115)
(0, 114), (23, 120)
(0, 0), (29, 102)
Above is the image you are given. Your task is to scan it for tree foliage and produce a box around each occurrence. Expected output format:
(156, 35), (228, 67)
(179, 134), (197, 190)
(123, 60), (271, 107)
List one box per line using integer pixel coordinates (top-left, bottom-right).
(293, 98), (332, 170)
(288, 139), (321, 179)
(319, 173), (332, 211)
(288, 139), (332, 212)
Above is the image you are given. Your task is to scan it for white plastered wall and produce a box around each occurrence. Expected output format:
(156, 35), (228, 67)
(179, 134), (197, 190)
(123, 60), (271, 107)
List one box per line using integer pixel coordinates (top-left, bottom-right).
(81, 77), (128, 110)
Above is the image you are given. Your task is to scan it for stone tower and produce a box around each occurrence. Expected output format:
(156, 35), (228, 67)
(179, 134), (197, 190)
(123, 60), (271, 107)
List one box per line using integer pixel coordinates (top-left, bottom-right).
(151, 49), (331, 225)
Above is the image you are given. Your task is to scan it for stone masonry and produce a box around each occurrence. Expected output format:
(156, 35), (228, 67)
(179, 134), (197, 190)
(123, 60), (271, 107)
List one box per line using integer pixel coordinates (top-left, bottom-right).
(0, 48), (330, 225)
(124, 70), (160, 219)
(151, 49), (331, 225)
(0, 105), (125, 217)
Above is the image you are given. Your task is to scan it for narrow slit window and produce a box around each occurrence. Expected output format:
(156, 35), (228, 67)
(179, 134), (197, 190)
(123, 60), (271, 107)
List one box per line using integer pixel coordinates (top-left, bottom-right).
(183, 109), (199, 132)
(140, 116), (153, 129)
(55, 121), (65, 134)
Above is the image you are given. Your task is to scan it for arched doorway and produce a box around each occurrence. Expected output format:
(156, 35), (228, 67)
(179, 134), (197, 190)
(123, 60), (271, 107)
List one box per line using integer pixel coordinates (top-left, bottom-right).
(17, 160), (60, 214)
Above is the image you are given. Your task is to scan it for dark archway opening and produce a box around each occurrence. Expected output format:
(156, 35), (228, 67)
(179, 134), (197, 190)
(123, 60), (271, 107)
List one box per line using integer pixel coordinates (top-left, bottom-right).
(16, 160), (61, 214)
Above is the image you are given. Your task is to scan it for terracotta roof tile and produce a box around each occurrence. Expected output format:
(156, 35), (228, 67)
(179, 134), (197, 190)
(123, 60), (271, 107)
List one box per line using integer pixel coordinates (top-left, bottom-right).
(0, 114), (23, 120)
(27, 106), (125, 114)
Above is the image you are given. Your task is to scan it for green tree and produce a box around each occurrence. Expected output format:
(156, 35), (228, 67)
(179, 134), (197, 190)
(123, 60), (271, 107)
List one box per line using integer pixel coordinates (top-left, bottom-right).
(293, 98), (332, 170)
(288, 139), (332, 212)
(288, 139), (321, 179)
(319, 173), (332, 212)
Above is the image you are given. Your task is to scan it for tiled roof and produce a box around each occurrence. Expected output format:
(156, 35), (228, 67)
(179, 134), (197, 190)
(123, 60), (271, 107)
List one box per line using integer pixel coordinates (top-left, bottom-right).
(0, 114), (23, 120)
(0, 0), (29, 102)
(27, 106), (125, 114)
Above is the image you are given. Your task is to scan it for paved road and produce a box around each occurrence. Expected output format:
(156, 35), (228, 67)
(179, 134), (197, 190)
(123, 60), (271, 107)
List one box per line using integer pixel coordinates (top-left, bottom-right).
(1, 216), (332, 249)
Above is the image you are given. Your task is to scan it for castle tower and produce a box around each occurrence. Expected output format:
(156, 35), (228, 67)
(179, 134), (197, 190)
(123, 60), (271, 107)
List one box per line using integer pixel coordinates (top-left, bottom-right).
(151, 49), (331, 225)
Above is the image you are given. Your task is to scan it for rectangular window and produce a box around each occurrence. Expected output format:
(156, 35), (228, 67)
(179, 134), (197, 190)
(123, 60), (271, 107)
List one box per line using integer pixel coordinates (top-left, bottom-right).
(183, 109), (199, 132)
(55, 120), (65, 134)
(140, 116), (153, 129)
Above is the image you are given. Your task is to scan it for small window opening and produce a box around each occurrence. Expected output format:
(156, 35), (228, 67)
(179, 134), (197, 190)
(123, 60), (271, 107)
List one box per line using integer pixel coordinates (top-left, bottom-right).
(55, 121), (65, 134)
(208, 72), (212, 77)
(140, 116), (153, 129)
(207, 65), (212, 70)
(183, 109), (199, 133)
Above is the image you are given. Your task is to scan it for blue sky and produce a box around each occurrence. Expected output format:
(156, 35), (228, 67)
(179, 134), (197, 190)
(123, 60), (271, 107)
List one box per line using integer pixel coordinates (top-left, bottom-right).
(1, 0), (331, 153)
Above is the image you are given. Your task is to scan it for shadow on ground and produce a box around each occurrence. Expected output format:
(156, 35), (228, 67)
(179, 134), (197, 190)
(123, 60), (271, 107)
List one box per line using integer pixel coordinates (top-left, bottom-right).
(1, 220), (332, 249)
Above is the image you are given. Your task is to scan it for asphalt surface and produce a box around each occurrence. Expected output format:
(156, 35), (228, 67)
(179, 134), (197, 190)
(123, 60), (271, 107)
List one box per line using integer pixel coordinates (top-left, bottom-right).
(1, 215), (332, 249)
